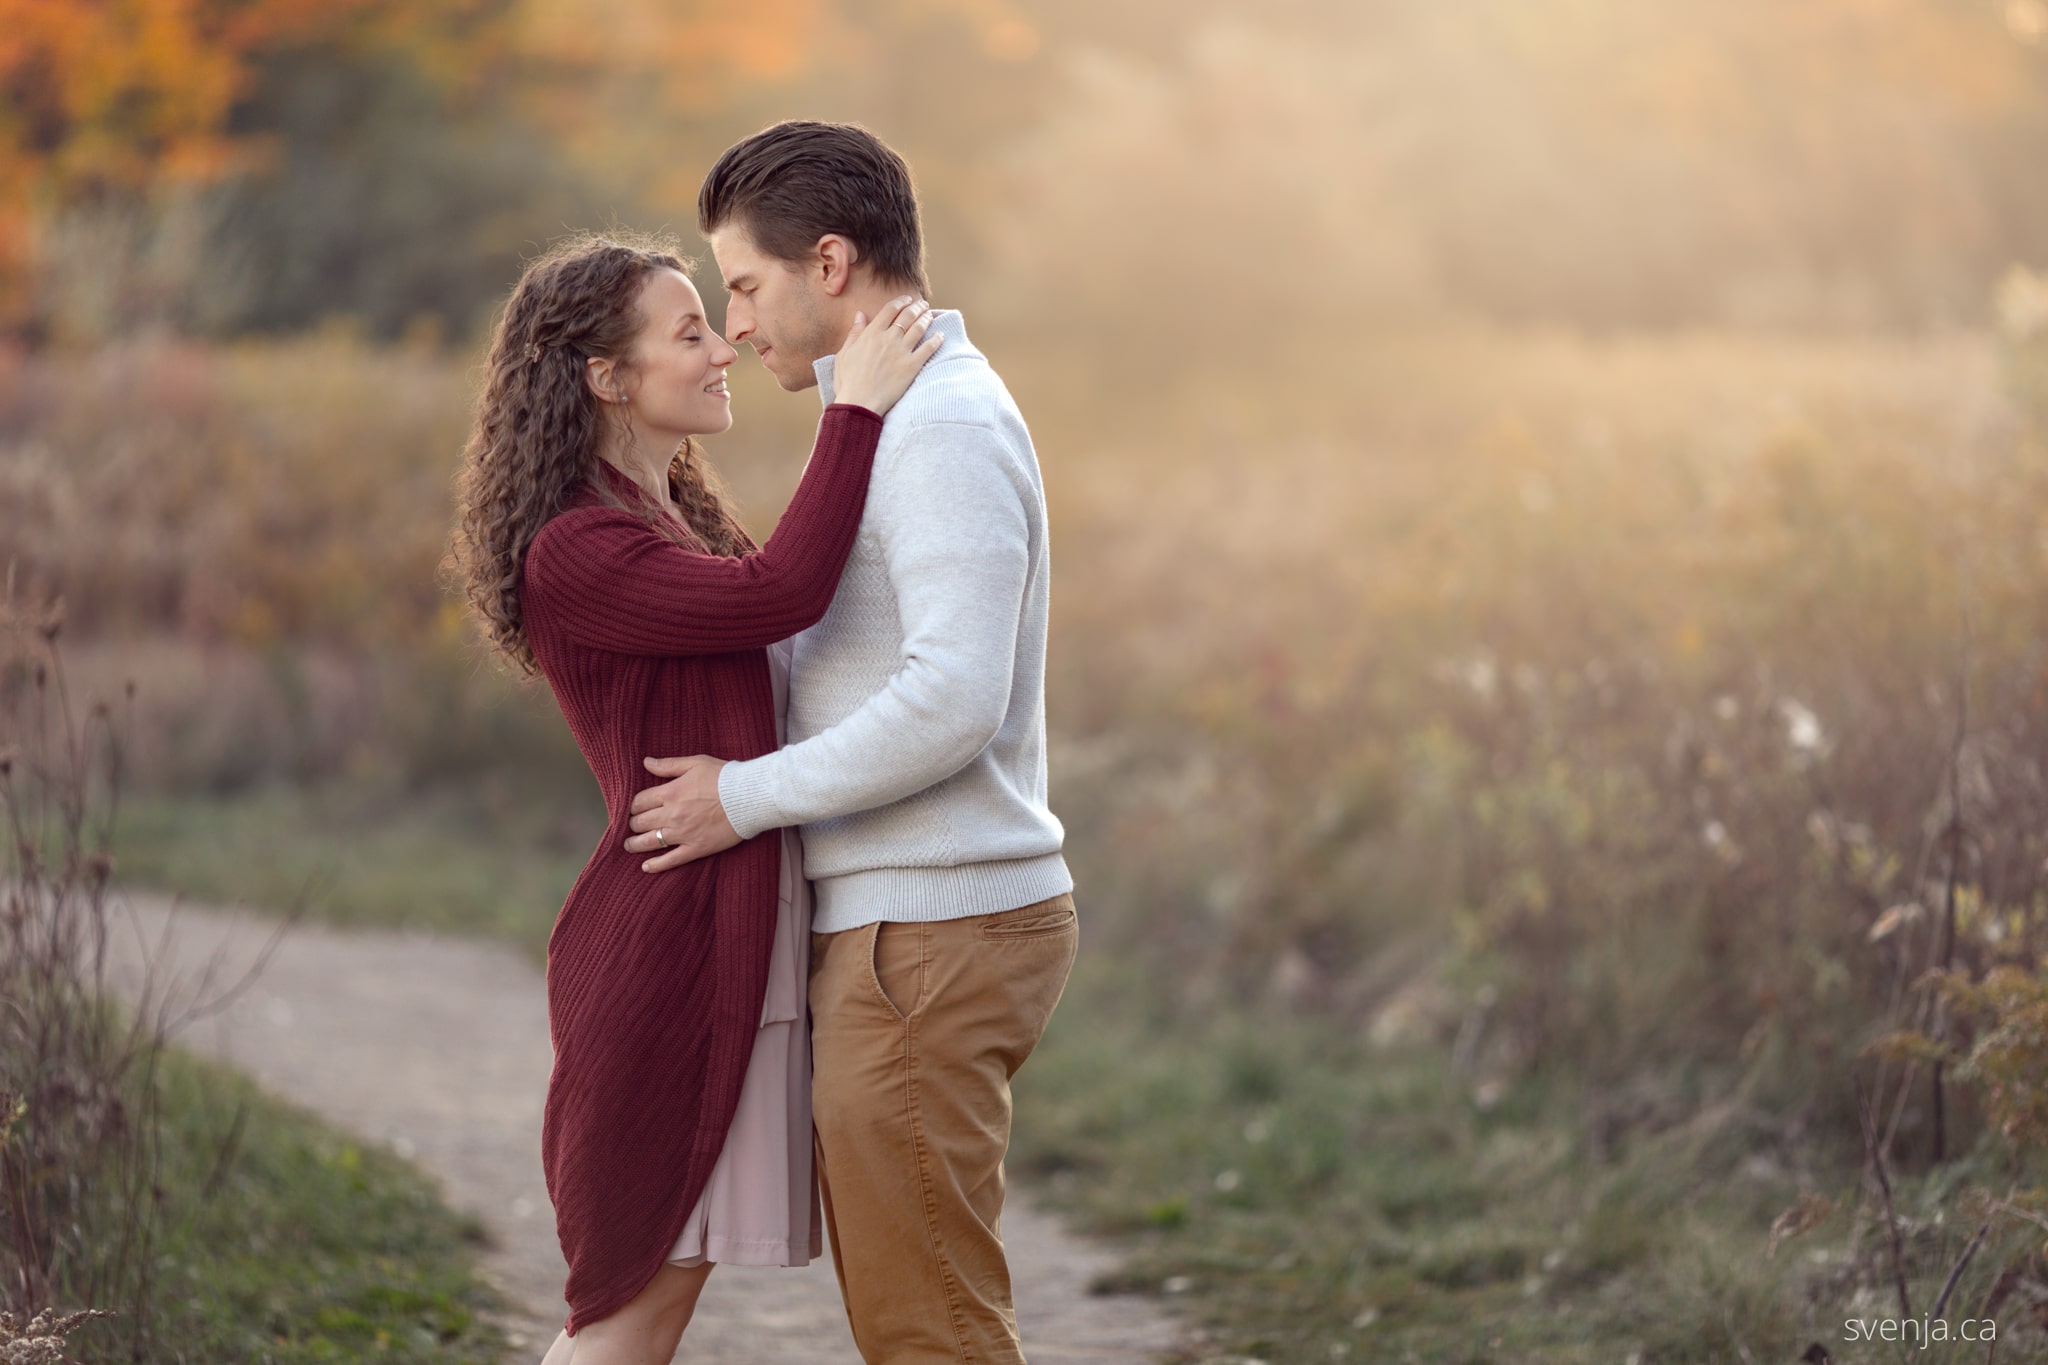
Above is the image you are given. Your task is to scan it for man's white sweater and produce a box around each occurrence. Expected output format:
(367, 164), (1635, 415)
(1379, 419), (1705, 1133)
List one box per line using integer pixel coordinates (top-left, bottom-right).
(716, 310), (1072, 932)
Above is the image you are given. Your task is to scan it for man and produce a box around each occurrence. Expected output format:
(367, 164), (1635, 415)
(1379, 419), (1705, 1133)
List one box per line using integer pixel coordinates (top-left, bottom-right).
(621, 120), (1077, 1364)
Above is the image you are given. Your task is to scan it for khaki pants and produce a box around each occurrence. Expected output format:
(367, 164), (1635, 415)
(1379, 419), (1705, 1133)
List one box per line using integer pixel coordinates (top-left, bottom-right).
(809, 893), (1080, 1364)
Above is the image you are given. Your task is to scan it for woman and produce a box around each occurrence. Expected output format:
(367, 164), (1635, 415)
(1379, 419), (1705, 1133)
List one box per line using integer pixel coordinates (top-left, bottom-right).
(450, 232), (938, 1363)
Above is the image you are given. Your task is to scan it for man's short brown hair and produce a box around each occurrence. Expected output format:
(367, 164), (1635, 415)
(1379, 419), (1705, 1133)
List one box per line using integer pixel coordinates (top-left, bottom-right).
(698, 121), (928, 296)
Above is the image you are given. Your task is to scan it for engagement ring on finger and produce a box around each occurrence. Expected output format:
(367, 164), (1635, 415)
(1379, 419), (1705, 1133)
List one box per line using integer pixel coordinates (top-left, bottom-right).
(656, 829), (669, 847)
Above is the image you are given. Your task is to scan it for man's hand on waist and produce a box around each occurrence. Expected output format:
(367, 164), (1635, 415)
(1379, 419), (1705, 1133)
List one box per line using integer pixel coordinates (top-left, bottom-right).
(626, 755), (740, 870)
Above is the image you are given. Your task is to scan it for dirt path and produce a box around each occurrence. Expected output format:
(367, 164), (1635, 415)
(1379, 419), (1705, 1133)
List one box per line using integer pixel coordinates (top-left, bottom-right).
(104, 893), (1188, 1364)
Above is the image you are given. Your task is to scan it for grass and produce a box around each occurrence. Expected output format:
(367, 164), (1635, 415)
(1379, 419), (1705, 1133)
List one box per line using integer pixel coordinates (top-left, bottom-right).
(114, 782), (589, 958)
(114, 789), (2048, 1362)
(1012, 958), (2048, 1365)
(94, 1043), (505, 1363)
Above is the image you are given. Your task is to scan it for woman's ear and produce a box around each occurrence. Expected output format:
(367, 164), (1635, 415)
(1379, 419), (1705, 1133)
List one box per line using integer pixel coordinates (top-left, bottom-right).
(585, 356), (626, 406)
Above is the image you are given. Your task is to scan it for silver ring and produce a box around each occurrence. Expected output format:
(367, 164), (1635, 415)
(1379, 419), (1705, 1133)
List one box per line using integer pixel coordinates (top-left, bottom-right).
(656, 829), (669, 847)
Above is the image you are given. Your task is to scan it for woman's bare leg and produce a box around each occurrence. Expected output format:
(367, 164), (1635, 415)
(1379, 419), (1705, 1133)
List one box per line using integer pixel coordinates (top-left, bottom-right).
(537, 1262), (716, 1365)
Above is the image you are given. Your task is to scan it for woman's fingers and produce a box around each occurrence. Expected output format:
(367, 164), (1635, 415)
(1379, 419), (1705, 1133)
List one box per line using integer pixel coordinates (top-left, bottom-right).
(909, 306), (940, 359)
(889, 299), (929, 333)
(833, 296), (937, 416)
(884, 303), (937, 367)
(869, 295), (914, 334)
(847, 296), (932, 357)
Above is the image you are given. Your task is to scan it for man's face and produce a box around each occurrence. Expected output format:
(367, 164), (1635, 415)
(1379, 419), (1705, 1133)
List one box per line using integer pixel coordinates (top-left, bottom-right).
(708, 225), (841, 392)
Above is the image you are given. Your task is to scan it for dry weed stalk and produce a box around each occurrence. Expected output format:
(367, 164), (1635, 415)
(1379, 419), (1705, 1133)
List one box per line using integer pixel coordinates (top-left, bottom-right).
(0, 1308), (115, 1364)
(1, 582), (296, 1360)
(0, 585), (155, 1353)
(1854, 1078), (1914, 1320)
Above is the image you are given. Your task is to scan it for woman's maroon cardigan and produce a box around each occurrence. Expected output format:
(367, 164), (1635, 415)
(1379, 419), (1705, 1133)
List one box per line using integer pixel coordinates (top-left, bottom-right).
(518, 403), (882, 1332)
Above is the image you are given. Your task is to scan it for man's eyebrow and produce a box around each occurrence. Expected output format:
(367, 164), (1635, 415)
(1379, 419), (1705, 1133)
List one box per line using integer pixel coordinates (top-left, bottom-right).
(722, 272), (754, 290)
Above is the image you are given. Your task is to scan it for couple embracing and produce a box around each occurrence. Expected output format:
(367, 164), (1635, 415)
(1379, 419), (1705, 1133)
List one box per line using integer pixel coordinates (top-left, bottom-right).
(451, 120), (1077, 1364)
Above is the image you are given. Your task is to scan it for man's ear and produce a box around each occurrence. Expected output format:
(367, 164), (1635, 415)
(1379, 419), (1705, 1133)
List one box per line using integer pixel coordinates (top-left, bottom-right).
(815, 234), (860, 297)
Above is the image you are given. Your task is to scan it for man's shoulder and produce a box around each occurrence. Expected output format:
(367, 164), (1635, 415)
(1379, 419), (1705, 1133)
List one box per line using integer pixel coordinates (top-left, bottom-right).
(888, 356), (1027, 441)
(892, 333), (1011, 408)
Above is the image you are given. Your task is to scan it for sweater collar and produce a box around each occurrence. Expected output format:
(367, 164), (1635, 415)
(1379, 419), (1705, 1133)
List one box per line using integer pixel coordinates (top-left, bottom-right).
(586, 457), (683, 526)
(590, 456), (648, 506)
(814, 308), (970, 407)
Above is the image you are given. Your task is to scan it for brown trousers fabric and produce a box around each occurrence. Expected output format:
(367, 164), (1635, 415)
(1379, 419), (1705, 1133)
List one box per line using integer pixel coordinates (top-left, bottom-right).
(808, 893), (1079, 1364)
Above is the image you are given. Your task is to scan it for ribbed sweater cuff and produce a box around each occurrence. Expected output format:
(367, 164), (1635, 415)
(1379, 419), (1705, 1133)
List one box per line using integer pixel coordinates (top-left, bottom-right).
(718, 756), (785, 841)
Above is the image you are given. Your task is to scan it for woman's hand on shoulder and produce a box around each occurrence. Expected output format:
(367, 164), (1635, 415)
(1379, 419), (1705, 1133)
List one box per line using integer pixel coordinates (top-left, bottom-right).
(831, 296), (941, 417)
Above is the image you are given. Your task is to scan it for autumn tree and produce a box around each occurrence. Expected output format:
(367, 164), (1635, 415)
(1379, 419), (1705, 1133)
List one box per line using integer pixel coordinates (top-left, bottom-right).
(0, 0), (952, 338)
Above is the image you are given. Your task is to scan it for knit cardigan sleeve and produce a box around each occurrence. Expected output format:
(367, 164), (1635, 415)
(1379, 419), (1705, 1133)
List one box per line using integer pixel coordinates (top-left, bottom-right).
(522, 403), (882, 656)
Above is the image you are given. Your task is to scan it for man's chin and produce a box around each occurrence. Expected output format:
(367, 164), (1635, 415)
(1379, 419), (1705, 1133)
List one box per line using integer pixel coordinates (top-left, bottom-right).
(754, 342), (821, 392)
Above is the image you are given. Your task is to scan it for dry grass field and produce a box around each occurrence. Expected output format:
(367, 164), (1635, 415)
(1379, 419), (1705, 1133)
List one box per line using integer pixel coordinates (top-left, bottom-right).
(8, 314), (2048, 1358)
(10, 2), (2048, 1357)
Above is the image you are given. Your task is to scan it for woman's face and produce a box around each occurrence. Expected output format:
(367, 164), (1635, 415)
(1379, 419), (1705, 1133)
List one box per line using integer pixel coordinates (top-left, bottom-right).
(612, 269), (739, 437)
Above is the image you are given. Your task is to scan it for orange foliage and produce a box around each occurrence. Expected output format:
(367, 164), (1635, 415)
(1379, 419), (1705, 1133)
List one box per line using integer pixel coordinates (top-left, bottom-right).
(0, 0), (399, 317)
(0, 0), (1000, 323)
(0, 0), (408, 185)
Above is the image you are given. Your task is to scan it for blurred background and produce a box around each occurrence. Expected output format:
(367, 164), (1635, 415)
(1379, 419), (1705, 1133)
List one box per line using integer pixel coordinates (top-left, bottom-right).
(5, 0), (2048, 1359)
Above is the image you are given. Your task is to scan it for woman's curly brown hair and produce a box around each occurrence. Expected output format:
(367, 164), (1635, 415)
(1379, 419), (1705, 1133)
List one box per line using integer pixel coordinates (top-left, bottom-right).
(450, 232), (753, 675)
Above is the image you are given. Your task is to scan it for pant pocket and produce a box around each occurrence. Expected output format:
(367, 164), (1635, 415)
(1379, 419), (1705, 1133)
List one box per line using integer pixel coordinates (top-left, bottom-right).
(868, 920), (924, 1020)
(978, 896), (1078, 941)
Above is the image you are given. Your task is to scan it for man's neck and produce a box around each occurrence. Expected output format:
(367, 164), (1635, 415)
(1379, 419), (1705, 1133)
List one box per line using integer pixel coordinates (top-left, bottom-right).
(814, 282), (939, 406)
(833, 281), (927, 350)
